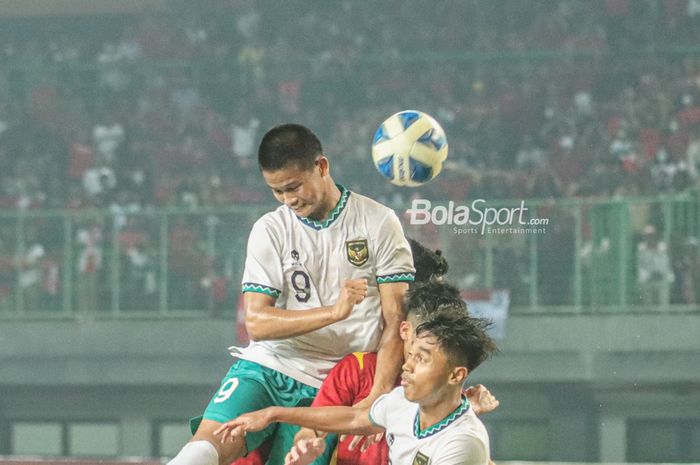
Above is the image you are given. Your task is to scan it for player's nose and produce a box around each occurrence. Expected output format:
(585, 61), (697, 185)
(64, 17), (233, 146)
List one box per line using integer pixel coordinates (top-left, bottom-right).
(283, 192), (298, 207)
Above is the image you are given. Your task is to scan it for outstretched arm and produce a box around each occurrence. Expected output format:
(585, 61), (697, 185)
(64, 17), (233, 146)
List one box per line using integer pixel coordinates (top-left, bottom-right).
(214, 405), (382, 443)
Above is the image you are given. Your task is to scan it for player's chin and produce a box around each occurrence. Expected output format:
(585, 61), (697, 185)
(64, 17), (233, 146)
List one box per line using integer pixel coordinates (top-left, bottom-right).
(289, 204), (306, 214)
(402, 384), (417, 401)
(300, 205), (323, 220)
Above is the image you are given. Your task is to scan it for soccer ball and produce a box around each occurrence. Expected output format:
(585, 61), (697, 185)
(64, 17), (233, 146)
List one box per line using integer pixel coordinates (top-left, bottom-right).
(371, 110), (449, 187)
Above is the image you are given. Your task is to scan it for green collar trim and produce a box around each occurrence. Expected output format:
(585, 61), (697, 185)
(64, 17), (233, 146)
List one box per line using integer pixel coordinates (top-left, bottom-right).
(414, 394), (470, 439)
(296, 184), (350, 230)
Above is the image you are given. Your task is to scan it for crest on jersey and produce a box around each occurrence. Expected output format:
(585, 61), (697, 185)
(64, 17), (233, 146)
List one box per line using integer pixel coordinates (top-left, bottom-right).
(346, 239), (369, 266)
(412, 451), (430, 465)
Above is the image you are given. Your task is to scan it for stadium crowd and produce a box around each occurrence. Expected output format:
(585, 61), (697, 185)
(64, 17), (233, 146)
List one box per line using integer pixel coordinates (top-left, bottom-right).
(1, 0), (700, 312)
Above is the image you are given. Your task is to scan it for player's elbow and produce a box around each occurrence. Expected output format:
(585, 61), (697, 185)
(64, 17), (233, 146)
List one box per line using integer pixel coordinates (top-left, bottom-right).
(244, 317), (265, 341)
(242, 293), (280, 341)
(243, 309), (267, 341)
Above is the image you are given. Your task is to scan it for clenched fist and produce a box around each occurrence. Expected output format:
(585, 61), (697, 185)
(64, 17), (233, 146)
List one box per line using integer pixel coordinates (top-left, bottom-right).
(332, 279), (368, 320)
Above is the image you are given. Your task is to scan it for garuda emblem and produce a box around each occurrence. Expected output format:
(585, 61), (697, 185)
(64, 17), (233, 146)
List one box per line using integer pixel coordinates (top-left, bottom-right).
(346, 239), (369, 267)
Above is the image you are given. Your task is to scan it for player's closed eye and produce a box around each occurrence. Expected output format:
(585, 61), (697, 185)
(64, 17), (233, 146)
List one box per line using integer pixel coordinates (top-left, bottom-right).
(407, 351), (423, 363)
(277, 185), (300, 194)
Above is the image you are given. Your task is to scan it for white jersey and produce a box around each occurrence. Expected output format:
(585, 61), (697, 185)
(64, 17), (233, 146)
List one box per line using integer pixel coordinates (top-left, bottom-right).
(369, 387), (490, 465)
(237, 185), (415, 387)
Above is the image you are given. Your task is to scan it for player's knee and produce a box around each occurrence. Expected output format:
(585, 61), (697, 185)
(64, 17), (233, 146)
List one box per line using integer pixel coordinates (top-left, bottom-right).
(191, 419), (246, 464)
(166, 440), (218, 465)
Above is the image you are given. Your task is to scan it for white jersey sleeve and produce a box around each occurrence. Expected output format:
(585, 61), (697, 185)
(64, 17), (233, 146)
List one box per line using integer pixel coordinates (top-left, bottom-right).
(241, 216), (284, 298)
(368, 387), (400, 428)
(373, 211), (414, 283)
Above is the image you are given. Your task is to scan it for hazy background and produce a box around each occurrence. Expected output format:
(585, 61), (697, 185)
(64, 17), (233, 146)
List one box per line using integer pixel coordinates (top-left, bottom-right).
(0, 0), (699, 463)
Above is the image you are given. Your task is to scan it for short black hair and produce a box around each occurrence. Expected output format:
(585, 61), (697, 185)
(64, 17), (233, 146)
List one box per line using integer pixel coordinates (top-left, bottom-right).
(405, 280), (465, 321)
(415, 310), (498, 372)
(408, 238), (449, 283)
(257, 123), (323, 172)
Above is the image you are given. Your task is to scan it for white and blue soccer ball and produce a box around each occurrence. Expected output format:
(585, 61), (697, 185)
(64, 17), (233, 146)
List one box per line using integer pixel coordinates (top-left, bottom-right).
(371, 110), (449, 187)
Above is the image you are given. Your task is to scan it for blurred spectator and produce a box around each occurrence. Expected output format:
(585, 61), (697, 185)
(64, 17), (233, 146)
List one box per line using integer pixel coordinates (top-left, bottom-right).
(609, 129), (636, 165)
(581, 235), (614, 306)
(515, 135), (547, 171)
(636, 224), (674, 306)
(41, 253), (61, 311)
(92, 110), (125, 165)
(68, 138), (95, 182)
(123, 240), (157, 310)
(200, 256), (229, 316)
(170, 72), (201, 127)
(649, 148), (681, 193)
(16, 235), (45, 311)
(82, 165), (117, 205)
(110, 190), (142, 231)
(116, 215), (156, 310)
(231, 107), (260, 161)
(76, 219), (104, 313)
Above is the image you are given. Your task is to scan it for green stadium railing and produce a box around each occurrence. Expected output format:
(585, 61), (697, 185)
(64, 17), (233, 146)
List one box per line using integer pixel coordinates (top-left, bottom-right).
(0, 194), (698, 319)
(427, 193), (700, 314)
(0, 205), (262, 319)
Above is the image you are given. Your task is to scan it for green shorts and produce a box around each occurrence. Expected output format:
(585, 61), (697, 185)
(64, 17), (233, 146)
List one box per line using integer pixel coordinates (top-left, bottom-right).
(190, 359), (335, 465)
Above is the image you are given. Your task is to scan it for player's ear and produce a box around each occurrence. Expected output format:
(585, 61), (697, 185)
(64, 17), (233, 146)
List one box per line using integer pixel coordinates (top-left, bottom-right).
(449, 366), (468, 386)
(315, 156), (329, 176)
(399, 321), (410, 341)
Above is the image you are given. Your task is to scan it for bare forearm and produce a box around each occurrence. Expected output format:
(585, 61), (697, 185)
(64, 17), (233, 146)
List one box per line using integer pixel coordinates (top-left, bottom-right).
(244, 279), (367, 340)
(367, 282), (408, 401)
(246, 306), (339, 340)
(268, 406), (379, 436)
(367, 333), (403, 400)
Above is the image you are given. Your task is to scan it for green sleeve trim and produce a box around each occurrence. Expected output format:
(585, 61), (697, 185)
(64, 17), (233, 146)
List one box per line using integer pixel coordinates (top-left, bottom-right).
(242, 283), (281, 298)
(376, 272), (416, 284)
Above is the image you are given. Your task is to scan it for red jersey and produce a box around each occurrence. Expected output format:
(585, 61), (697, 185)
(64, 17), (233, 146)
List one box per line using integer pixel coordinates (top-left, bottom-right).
(312, 352), (388, 465)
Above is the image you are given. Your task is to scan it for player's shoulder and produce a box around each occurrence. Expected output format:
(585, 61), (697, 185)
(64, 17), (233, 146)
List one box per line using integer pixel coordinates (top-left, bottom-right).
(382, 386), (411, 405)
(251, 206), (293, 230)
(349, 190), (393, 213)
(347, 190), (399, 225)
(457, 408), (490, 441)
(435, 424), (490, 465)
(428, 410), (489, 460)
(370, 386), (412, 424)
